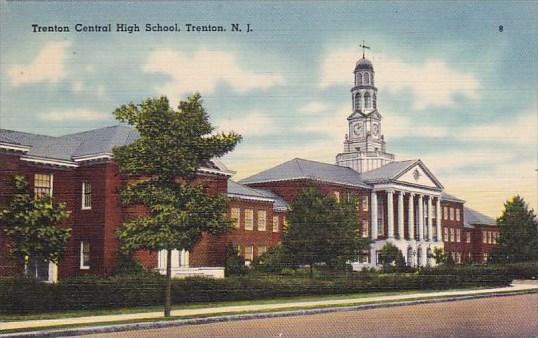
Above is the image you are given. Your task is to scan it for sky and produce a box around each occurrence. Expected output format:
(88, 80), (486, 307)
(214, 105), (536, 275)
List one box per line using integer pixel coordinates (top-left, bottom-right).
(1, 1), (537, 218)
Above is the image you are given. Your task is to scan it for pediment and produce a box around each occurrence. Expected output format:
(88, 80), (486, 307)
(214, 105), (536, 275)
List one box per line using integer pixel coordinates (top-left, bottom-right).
(395, 161), (443, 189)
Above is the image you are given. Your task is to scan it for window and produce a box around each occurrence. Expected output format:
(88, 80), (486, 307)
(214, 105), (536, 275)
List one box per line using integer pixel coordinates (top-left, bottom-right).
(364, 72), (370, 85)
(456, 229), (461, 242)
(272, 215), (279, 232)
(455, 208), (461, 221)
(283, 216), (288, 229)
(80, 241), (90, 269)
(362, 220), (369, 238)
(34, 173), (52, 197)
(444, 227), (449, 241)
(466, 232), (471, 243)
(257, 246), (267, 257)
(488, 231), (492, 244)
(449, 208), (454, 221)
(244, 245), (254, 261)
(356, 73), (362, 86)
(354, 93), (361, 111)
(455, 252), (462, 264)
(333, 191), (340, 203)
(362, 197), (368, 211)
(492, 232), (497, 244)
(231, 208), (240, 229)
(257, 210), (266, 231)
(450, 228), (455, 242)
(443, 206), (448, 220)
(82, 182), (92, 209)
(244, 209), (253, 230)
(482, 230), (487, 244)
(364, 92), (371, 108)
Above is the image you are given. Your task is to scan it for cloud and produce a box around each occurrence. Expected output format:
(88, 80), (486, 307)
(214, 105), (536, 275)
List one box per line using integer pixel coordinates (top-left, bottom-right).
(215, 112), (276, 137)
(143, 49), (284, 98)
(39, 109), (110, 122)
(300, 101), (329, 114)
(71, 81), (84, 94)
(384, 115), (449, 139)
(8, 41), (71, 86)
(320, 48), (479, 110)
(300, 103), (449, 140)
(460, 109), (537, 146)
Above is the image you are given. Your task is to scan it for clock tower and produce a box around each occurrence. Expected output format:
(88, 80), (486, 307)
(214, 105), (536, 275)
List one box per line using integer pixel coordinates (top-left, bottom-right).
(336, 51), (395, 173)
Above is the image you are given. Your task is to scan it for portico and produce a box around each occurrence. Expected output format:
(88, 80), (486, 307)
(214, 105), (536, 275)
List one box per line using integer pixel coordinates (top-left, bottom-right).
(358, 159), (446, 268)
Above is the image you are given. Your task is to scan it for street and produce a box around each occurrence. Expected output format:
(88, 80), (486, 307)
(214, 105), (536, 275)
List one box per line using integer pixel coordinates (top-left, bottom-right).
(83, 293), (538, 338)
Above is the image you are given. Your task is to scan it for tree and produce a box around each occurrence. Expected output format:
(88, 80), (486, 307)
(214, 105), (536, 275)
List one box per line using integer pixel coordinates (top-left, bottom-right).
(378, 242), (407, 272)
(432, 247), (454, 266)
(113, 95), (241, 316)
(0, 176), (71, 277)
(224, 242), (246, 276)
(490, 195), (538, 263)
(283, 186), (369, 278)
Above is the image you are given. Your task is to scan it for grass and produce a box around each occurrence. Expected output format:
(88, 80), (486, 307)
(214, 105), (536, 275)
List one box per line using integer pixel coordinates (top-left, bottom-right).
(0, 286), (494, 322)
(1, 286), (531, 335)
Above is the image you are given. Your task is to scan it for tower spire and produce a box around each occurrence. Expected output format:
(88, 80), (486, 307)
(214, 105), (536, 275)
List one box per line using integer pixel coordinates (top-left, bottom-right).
(359, 40), (370, 59)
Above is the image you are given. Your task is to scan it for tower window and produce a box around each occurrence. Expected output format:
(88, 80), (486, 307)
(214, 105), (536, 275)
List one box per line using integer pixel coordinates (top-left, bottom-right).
(354, 93), (361, 111)
(356, 73), (362, 86)
(364, 92), (371, 108)
(364, 73), (370, 85)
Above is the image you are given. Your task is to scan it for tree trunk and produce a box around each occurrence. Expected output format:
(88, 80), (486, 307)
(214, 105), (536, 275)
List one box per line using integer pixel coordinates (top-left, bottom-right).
(164, 249), (172, 317)
(309, 262), (314, 279)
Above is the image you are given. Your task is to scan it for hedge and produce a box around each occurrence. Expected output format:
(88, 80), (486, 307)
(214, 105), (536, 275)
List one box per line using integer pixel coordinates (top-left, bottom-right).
(2, 262), (531, 315)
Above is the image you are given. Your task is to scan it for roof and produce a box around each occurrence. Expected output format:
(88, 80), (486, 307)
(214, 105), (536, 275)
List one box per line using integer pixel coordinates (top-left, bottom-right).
(239, 158), (371, 189)
(355, 57), (373, 71)
(227, 180), (289, 211)
(0, 126), (233, 174)
(441, 192), (466, 203)
(464, 207), (496, 227)
(0, 125), (138, 161)
(360, 160), (416, 182)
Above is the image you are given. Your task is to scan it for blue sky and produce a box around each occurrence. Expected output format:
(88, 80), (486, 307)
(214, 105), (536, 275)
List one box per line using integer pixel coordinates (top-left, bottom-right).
(1, 1), (536, 216)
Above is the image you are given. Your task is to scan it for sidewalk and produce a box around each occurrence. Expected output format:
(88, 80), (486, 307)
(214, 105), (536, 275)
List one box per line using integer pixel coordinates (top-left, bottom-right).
(1, 281), (537, 334)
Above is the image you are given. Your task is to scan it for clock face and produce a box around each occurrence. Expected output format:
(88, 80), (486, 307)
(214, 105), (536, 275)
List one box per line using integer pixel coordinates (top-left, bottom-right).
(372, 124), (379, 137)
(353, 123), (363, 136)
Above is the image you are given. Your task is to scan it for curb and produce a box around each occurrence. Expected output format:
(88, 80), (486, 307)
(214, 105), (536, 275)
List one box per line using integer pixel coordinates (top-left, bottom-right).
(2, 289), (536, 337)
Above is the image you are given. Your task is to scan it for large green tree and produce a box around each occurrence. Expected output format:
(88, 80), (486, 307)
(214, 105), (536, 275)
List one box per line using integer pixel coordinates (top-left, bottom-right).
(112, 94), (241, 317)
(490, 195), (538, 263)
(0, 176), (71, 276)
(283, 186), (369, 278)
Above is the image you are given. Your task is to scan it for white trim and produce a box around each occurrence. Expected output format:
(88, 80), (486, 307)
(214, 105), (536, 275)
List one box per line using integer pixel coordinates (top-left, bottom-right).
(21, 156), (78, 168)
(227, 193), (274, 203)
(73, 153), (113, 162)
(198, 167), (234, 177)
(0, 142), (30, 152)
(240, 177), (371, 190)
(372, 183), (441, 196)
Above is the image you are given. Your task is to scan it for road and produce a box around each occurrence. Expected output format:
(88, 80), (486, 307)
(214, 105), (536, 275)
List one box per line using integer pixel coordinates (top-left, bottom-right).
(84, 294), (538, 338)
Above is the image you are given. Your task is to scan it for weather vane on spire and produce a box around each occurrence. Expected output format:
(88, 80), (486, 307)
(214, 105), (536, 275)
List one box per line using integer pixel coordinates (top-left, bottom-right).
(359, 40), (370, 58)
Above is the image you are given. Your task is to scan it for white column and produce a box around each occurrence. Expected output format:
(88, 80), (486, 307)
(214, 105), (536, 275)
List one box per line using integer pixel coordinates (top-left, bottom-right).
(436, 198), (442, 242)
(387, 190), (394, 238)
(427, 196), (433, 241)
(398, 191), (404, 239)
(408, 193), (415, 240)
(371, 191), (378, 240)
(418, 194), (424, 241)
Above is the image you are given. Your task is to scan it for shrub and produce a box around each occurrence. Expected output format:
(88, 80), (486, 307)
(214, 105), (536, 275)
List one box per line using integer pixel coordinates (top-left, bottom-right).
(252, 245), (292, 273)
(0, 263), (522, 315)
(112, 254), (148, 276)
(224, 242), (247, 276)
